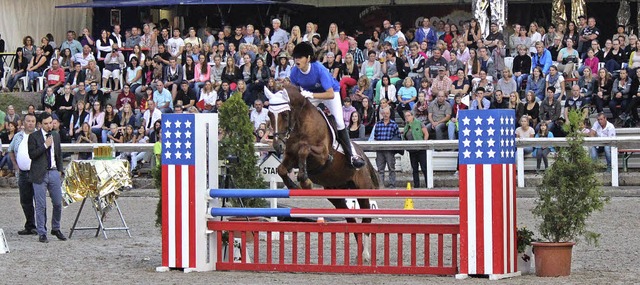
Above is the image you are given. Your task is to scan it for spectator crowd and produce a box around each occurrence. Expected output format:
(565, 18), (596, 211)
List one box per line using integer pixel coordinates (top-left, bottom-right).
(0, 12), (630, 180)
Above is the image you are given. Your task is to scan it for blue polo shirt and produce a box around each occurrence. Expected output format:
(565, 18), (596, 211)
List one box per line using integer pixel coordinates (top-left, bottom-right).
(290, 61), (340, 93)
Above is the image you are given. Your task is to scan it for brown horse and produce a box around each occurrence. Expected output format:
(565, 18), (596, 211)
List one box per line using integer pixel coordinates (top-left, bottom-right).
(265, 85), (379, 262)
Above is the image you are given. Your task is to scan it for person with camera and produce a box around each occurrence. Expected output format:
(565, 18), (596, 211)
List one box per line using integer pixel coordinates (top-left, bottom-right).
(28, 113), (67, 243)
(557, 38), (579, 79)
(102, 43), (125, 91)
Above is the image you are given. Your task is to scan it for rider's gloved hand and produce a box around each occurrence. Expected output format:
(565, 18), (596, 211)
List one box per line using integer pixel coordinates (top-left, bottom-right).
(300, 88), (314, 99)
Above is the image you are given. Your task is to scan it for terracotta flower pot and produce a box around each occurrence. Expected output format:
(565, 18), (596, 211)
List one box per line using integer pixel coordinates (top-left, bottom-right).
(532, 242), (575, 277)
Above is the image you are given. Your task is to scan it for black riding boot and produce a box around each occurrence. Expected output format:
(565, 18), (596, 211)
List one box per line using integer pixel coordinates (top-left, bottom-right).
(337, 129), (365, 168)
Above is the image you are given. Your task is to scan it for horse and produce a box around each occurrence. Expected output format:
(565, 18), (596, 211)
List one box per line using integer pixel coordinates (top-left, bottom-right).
(264, 85), (380, 263)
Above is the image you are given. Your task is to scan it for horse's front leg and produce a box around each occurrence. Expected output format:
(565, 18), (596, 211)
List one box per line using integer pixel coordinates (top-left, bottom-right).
(297, 144), (313, 189)
(277, 155), (299, 189)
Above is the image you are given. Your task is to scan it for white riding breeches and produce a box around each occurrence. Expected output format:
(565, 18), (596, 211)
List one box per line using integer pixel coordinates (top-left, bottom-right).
(309, 91), (345, 130)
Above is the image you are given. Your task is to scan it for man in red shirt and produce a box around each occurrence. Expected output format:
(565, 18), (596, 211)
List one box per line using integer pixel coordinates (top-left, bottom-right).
(44, 59), (65, 95)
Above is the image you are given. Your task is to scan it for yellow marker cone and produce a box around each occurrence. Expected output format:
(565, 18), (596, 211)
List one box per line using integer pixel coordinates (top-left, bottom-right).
(404, 182), (414, 210)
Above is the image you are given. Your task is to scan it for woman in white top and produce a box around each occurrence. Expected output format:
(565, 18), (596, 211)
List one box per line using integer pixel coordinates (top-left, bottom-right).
(128, 44), (146, 63)
(515, 115), (535, 155)
(88, 100), (105, 139)
(198, 80), (217, 113)
(528, 22), (542, 54)
(125, 56), (143, 92)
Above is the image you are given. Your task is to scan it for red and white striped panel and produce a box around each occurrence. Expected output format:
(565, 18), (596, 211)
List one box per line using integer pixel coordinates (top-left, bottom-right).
(459, 163), (517, 276)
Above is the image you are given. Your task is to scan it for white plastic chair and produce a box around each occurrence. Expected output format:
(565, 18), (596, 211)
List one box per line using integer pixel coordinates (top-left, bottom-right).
(36, 68), (50, 92)
(504, 57), (514, 71)
(1, 66), (10, 89)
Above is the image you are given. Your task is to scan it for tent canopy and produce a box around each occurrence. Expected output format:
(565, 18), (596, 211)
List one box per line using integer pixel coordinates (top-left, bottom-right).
(56, 0), (277, 8)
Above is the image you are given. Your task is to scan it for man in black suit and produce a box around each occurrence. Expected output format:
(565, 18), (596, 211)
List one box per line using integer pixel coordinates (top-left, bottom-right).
(28, 113), (67, 243)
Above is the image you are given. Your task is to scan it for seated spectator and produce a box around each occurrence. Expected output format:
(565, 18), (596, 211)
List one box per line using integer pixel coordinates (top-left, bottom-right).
(533, 121), (555, 173)
(430, 66), (452, 96)
(538, 87), (562, 132)
(84, 60), (101, 88)
(66, 62), (86, 92)
(396, 77), (417, 120)
(375, 75), (397, 107)
(0, 122), (16, 176)
(153, 81), (173, 113)
(102, 44), (125, 91)
(124, 56), (143, 93)
(496, 68), (517, 97)
(593, 68), (613, 114)
(250, 99), (268, 131)
(531, 41), (552, 75)
(447, 52), (464, 82)
(76, 122), (98, 160)
(545, 66), (565, 100)
(515, 115), (535, 155)
(117, 102), (137, 128)
(579, 48), (599, 76)
(116, 84), (137, 112)
(198, 81), (217, 113)
(470, 87), (490, 110)
(42, 59), (65, 96)
(426, 91), (451, 140)
(74, 45), (95, 69)
(520, 91), (540, 127)
(447, 93), (468, 140)
(526, 66), (546, 101)
(472, 70), (494, 99)
(512, 44), (531, 89)
(491, 90), (509, 109)
(101, 104), (118, 143)
(87, 101), (104, 140)
(347, 111), (366, 141)
(359, 97), (376, 135)
(556, 38), (580, 78)
(42, 87), (57, 111)
(174, 81), (197, 110)
(590, 113), (616, 172)
(424, 48), (448, 79)
(141, 101), (161, 137)
(163, 57), (183, 100)
(350, 76), (372, 111)
(450, 69), (470, 98)
(610, 68), (632, 121)
(85, 81), (107, 108)
(565, 85), (589, 122)
(69, 100), (89, 139)
(56, 85), (74, 128)
(130, 125), (149, 177)
(194, 54), (211, 97)
(604, 39), (625, 74)
(577, 66), (596, 104)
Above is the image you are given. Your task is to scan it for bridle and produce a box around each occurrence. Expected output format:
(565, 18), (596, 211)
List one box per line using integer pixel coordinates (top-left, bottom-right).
(269, 101), (294, 142)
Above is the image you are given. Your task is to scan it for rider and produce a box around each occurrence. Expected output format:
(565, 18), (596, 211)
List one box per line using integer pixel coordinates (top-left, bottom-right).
(290, 42), (366, 168)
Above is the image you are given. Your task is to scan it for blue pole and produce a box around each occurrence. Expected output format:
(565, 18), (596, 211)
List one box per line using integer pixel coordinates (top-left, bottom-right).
(210, 208), (292, 217)
(209, 189), (291, 199)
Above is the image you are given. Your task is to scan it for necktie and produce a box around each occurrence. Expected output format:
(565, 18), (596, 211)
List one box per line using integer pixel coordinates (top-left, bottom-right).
(46, 132), (53, 168)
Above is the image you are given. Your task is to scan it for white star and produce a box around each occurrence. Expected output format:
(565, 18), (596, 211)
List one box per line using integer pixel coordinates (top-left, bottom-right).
(500, 116), (505, 125)
(474, 116), (483, 125)
(509, 117), (514, 125)
(175, 120), (182, 128)
(474, 128), (483, 136)
(164, 141), (171, 149)
(509, 128), (514, 136)
(475, 138), (483, 147)
(185, 120), (192, 128)
(175, 130), (182, 138)
(500, 128), (505, 136)
(164, 130), (171, 138)
(185, 141), (192, 149)
(501, 150), (505, 158)
(462, 128), (471, 137)
(475, 149), (483, 158)
(462, 138), (471, 147)
(164, 120), (172, 128)
(510, 150), (515, 157)
(175, 152), (182, 159)
(175, 141), (182, 149)
(500, 139), (505, 147)
(487, 127), (495, 136)
(511, 139), (515, 147)
(487, 138), (495, 147)
(164, 152), (171, 159)
(462, 117), (471, 126)
(487, 149), (496, 158)
(463, 150), (471, 158)
(185, 151), (192, 159)
(185, 130), (192, 138)
(487, 116), (495, 125)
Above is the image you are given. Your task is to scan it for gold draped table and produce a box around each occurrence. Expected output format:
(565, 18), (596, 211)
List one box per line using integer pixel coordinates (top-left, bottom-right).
(63, 159), (132, 239)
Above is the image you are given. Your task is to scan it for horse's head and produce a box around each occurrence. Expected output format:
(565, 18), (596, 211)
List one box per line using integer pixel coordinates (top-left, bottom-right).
(265, 86), (293, 156)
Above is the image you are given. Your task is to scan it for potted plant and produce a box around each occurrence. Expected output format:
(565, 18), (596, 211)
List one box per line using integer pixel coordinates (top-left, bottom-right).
(531, 109), (609, 277)
(517, 227), (535, 274)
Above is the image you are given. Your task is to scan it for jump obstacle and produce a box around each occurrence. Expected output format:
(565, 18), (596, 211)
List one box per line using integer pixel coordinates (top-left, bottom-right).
(157, 111), (520, 279)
